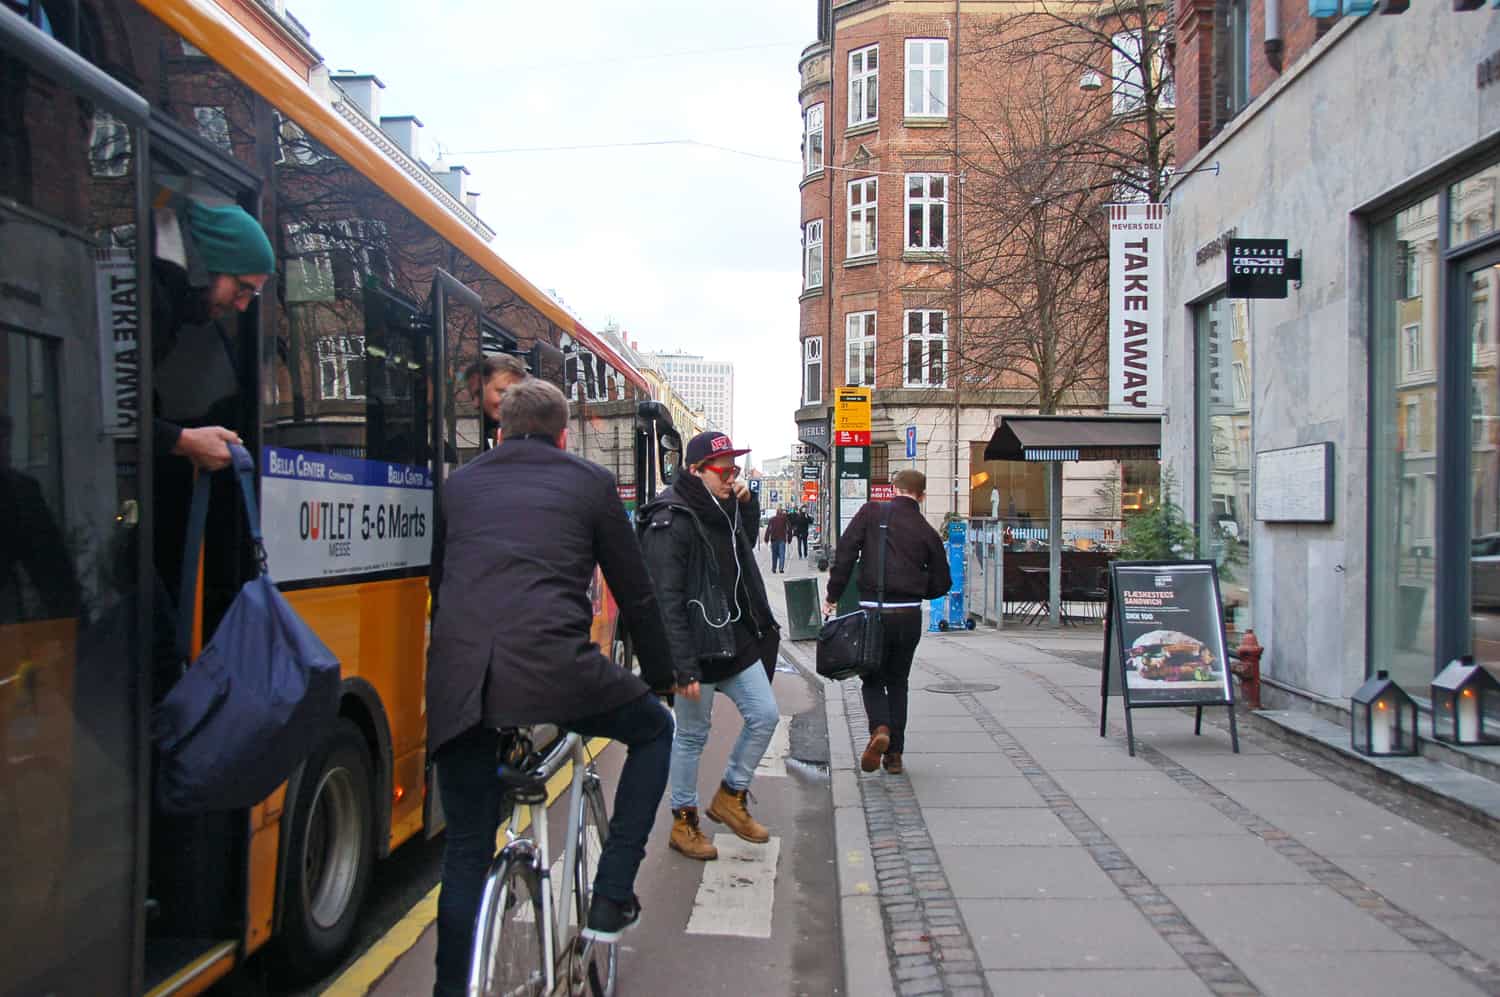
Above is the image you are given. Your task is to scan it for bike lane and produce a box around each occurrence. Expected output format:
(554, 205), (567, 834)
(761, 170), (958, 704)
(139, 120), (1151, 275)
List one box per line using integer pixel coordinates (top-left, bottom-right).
(361, 548), (839, 996)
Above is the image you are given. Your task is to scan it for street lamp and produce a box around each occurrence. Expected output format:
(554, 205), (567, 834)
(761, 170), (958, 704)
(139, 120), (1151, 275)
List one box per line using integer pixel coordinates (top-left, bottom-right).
(1078, 70), (1103, 92)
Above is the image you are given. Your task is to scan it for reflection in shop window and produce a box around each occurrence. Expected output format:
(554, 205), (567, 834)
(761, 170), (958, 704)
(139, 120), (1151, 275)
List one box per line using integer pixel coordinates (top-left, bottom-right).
(1370, 194), (1440, 692)
(1195, 295), (1252, 632)
(1451, 161), (1500, 248)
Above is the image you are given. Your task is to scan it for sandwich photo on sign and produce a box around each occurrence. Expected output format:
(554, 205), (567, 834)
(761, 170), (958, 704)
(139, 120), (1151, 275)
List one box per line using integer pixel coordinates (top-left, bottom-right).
(1126, 629), (1222, 688)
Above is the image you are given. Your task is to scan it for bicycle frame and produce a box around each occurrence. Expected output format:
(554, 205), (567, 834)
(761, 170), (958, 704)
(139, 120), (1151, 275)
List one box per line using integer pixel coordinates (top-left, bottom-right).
(467, 732), (592, 997)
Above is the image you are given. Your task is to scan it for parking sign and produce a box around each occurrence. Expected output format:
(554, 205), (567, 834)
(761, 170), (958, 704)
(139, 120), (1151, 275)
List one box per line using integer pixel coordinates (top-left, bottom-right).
(906, 425), (917, 459)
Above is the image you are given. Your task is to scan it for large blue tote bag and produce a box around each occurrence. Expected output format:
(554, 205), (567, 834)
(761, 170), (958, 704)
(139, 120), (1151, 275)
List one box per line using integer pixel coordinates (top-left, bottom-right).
(152, 445), (340, 814)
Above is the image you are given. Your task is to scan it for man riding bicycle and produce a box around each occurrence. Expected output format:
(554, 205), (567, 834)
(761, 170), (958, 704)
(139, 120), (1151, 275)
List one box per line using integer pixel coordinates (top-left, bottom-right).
(426, 378), (684, 997)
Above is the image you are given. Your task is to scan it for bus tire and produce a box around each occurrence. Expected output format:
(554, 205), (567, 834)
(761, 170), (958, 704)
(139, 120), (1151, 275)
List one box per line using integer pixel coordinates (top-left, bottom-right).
(278, 718), (374, 976)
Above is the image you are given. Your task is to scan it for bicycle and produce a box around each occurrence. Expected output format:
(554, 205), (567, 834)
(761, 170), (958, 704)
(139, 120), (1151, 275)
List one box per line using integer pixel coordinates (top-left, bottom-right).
(467, 729), (617, 997)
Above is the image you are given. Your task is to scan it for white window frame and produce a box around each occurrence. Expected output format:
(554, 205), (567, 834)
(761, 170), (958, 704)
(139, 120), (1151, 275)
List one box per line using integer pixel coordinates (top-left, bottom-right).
(905, 38), (948, 118)
(1112, 30), (1173, 115)
(904, 310), (947, 387)
(1402, 322), (1422, 375)
(193, 105), (233, 156)
(89, 110), (131, 178)
(804, 336), (824, 405)
(845, 312), (876, 387)
(316, 334), (367, 400)
(804, 103), (824, 176)
(905, 173), (947, 252)
(849, 44), (878, 127)
(803, 219), (824, 291)
(847, 177), (878, 259)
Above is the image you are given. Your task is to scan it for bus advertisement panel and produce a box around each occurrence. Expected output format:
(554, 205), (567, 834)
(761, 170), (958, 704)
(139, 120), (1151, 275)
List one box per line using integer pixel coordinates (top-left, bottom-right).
(261, 447), (433, 582)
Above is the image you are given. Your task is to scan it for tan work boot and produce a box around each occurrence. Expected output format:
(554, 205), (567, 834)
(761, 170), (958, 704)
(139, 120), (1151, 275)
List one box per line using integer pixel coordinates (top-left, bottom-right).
(705, 782), (771, 843)
(669, 807), (719, 861)
(882, 751), (904, 774)
(861, 725), (891, 773)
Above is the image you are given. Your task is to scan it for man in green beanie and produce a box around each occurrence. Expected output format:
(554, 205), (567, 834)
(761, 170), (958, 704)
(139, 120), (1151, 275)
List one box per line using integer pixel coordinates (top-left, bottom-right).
(152, 199), (274, 471)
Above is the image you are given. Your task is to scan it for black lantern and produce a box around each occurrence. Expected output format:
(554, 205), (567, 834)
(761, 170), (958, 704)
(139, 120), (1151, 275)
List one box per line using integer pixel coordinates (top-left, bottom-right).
(1431, 657), (1500, 746)
(1350, 670), (1418, 757)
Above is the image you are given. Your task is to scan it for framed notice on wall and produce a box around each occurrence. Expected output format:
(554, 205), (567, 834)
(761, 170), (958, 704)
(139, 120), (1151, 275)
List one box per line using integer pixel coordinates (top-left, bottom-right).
(1254, 443), (1334, 523)
(1099, 560), (1240, 756)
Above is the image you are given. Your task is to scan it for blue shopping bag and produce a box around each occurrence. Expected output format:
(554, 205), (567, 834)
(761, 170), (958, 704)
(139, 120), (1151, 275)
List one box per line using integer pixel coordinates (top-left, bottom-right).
(152, 445), (340, 814)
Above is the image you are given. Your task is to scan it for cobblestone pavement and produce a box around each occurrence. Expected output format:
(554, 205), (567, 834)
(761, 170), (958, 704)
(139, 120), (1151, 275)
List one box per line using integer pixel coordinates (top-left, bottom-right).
(764, 557), (1500, 997)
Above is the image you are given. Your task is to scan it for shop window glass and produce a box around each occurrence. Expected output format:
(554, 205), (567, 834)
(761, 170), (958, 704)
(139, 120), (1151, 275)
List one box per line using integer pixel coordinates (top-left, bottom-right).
(1467, 262), (1500, 669)
(969, 443), (1048, 527)
(1370, 195), (1440, 693)
(1450, 160), (1500, 249)
(1195, 296), (1253, 633)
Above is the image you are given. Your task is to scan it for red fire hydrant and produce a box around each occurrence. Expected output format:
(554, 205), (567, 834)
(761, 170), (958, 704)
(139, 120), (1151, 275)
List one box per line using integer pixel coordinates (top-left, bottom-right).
(1231, 629), (1263, 710)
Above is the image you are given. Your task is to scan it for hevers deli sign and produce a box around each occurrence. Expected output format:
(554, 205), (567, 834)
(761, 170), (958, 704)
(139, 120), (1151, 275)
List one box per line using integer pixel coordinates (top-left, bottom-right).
(1108, 203), (1166, 414)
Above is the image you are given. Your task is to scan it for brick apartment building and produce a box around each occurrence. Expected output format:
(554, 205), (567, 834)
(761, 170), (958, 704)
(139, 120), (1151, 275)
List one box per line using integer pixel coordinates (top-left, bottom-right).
(795, 0), (1170, 540)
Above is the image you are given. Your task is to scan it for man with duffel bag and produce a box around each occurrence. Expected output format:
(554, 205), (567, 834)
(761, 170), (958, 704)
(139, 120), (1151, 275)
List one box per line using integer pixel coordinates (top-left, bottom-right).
(823, 470), (950, 775)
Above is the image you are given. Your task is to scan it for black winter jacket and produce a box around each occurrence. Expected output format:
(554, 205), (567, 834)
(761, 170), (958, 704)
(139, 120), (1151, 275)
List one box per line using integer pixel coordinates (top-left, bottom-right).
(639, 476), (780, 684)
(827, 497), (952, 607)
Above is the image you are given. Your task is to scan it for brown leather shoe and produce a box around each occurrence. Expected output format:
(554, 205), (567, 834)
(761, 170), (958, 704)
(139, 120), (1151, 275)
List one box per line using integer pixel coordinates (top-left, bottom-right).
(705, 782), (771, 843)
(861, 726), (891, 773)
(669, 807), (718, 861)
(882, 751), (904, 774)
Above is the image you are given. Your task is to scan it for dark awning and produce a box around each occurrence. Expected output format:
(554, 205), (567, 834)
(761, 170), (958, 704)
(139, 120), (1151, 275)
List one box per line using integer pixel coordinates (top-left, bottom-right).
(984, 415), (1162, 462)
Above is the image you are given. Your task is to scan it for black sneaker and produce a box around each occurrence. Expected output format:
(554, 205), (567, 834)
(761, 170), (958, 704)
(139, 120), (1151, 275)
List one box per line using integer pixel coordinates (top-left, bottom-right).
(582, 893), (641, 942)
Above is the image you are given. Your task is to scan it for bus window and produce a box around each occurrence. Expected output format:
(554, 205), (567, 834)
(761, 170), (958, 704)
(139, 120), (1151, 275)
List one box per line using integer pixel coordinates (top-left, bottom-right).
(0, 40), (143, 996)
(433, 270), (484, 472)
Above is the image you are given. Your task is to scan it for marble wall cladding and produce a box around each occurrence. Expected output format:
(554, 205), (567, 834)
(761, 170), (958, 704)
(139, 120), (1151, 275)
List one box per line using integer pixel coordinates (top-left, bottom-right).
(1163, 11), (1500, 700)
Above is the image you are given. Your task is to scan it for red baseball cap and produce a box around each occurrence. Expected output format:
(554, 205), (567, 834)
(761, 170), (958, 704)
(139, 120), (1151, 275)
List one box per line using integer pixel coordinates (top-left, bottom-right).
(686, 431), (751, 466)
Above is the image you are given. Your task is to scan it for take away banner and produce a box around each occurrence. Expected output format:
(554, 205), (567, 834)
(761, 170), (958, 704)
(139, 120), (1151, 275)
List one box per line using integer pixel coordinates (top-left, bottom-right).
(1109, 203), (1166, 413)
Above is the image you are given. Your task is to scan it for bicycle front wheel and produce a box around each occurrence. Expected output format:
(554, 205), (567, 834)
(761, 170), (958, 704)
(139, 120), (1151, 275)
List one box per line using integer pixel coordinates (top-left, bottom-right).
(568, 780), (618, 997)
(470, 854), (547, 997)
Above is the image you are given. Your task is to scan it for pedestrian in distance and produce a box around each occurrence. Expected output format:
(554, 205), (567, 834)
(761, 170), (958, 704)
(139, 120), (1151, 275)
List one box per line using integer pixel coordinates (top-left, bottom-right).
(766, 506), (790, 573)
(792, 506), (811, 559)
(638, 431), (782, 861)
(426, 379), (684, 996)
(824, 470), (951, 775)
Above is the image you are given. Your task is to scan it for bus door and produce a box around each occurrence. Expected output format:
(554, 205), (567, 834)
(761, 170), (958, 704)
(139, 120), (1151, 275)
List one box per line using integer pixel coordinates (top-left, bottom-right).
(0, 15), (151, 996)
(134, 111), (269, 991)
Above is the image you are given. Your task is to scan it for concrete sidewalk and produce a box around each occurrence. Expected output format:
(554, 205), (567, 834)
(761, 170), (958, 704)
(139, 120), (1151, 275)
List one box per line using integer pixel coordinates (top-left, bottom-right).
(762, 552), (1500, 997)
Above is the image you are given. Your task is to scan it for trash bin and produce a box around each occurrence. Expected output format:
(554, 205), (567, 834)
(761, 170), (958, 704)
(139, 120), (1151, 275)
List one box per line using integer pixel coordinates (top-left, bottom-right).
(784, 577), (823, 640)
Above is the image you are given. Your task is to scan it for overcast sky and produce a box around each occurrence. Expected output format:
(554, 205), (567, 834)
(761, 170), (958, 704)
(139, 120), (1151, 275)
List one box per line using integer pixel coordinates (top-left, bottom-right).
(291, 0), (810, 466)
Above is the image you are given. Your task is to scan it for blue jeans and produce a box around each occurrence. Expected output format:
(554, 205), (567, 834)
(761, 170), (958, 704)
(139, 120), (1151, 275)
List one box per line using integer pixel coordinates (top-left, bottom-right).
(770, 540), (786, 571)
(432, 693), (673, 997)
(670, 663), (780, 808)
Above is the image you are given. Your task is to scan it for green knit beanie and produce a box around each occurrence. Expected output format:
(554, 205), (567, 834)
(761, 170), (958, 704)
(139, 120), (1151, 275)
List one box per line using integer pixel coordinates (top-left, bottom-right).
(185, 200), (275, 277)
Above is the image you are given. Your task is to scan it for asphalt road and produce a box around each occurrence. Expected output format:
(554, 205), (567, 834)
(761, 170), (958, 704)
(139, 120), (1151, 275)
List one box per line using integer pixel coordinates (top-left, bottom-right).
(212, 650), (838, 997)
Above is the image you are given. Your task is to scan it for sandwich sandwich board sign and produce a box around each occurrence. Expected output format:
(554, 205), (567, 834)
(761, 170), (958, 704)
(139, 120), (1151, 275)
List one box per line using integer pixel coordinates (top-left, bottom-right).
(1099, 560), (1239, 756)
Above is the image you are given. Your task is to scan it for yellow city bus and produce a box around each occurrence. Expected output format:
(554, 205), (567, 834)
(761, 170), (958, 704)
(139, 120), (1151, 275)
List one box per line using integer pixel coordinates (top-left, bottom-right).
(0, 2), (679, 993)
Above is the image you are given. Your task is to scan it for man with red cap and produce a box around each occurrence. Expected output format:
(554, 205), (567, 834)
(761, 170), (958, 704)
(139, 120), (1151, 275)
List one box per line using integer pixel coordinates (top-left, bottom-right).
(638, 431), (781, 861)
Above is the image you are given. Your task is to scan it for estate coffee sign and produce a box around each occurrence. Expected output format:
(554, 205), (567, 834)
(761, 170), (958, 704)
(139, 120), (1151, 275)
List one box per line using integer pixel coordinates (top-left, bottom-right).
(1108, 203), (1166, 414)
(1226, 238), (1303, 299)
(1099, 560), (1240, 755)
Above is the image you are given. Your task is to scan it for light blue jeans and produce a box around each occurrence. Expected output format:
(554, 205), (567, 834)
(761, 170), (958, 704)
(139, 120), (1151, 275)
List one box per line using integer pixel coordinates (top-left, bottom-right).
(669, 662), (780, 809)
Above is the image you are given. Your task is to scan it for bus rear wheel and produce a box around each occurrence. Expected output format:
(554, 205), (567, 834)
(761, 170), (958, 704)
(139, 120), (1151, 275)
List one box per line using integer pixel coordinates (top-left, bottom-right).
(278, 718), (374, 976)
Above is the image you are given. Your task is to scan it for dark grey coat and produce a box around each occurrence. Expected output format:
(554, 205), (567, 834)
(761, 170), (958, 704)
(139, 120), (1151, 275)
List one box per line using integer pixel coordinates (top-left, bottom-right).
(426, 436), (675, 755)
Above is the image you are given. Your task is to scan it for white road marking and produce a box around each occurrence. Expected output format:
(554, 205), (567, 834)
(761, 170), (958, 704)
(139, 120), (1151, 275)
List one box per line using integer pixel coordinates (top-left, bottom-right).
(514, 824), (604, 925)
(754, 715), (792, 778)
(685, 834), (781, 938)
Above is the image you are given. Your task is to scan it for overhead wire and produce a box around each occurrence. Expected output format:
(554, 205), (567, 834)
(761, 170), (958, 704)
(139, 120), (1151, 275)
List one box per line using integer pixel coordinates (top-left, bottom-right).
(451, 138), (926, 178)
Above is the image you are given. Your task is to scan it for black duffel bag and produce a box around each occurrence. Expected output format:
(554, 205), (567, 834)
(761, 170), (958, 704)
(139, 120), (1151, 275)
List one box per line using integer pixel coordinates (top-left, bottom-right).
(816, 502), (893, 681)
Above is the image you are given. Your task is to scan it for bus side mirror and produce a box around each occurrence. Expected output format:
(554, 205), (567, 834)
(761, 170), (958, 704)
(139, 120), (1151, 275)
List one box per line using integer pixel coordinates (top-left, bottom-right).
(659, 430), (681, 485)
